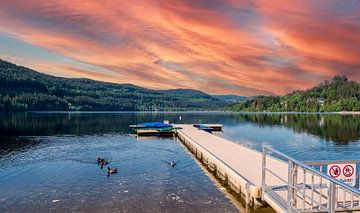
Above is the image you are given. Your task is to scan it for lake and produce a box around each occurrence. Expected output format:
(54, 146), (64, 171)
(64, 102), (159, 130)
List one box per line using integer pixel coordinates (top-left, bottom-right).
(1, 112), (360, 212)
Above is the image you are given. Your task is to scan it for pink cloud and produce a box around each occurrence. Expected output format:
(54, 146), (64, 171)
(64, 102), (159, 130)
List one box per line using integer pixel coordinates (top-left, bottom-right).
(0, 0), (359, 95)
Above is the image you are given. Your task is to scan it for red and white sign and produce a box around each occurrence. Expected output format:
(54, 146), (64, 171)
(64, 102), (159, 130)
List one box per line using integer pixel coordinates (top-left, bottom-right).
(327, 163), (356, 186)
(328, 165), (341, 178)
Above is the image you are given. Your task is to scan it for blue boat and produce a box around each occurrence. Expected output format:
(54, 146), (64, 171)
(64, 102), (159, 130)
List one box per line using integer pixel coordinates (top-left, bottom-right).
(129, 122), (175, 135)
(197, 124), (213, 133)
(137, 122), (173, 128)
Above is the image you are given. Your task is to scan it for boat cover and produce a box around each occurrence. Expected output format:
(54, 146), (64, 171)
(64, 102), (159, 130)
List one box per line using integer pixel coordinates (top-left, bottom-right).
(137, 122), (172, 128)
(198, 124), (213, 130)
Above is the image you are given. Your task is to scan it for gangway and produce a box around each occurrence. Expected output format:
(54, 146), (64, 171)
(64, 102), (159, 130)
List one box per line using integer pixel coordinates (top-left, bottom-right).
(262, 145), (360, 212)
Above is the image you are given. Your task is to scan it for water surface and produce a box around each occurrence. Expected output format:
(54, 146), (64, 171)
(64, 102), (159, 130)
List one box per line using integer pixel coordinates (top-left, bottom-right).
(0, 112), (241, 212)
(1, 112), (360, 212)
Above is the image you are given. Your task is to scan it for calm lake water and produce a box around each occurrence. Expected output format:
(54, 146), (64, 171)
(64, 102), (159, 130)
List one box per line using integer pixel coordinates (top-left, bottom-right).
(1, 112), (360, 212)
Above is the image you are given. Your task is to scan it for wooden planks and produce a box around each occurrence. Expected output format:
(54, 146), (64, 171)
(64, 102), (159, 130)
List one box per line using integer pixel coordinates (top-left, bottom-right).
(175, 124), (288, 185)
(175, 124), (289, 208)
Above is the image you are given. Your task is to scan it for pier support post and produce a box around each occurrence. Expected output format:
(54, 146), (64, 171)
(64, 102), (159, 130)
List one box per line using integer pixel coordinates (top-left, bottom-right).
(245, 183), (251, 206)
(224, 174), (228, 186)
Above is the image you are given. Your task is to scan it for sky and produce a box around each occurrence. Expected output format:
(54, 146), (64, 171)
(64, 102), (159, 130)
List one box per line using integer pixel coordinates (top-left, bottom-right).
(0, 0), (359, 96)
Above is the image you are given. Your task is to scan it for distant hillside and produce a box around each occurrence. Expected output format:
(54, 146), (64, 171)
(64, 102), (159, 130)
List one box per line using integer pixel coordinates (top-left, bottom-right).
(228, 76), (360, 112)
(0, 60), (225, 111)
(212, 95), (250, 103)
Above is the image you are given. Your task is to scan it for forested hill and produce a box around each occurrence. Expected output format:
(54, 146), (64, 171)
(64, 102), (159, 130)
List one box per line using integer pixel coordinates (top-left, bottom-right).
(228, 76), (360, 112)
(212, 95), (250, 103)
(0, 60), (226, 111)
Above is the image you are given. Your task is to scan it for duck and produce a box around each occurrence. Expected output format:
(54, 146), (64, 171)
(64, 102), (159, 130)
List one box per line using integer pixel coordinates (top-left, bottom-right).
(107, 167), (118, 175)
(162, 160), (180, 168)
(101, 160), (109, 165)
(97, 158), (109, 165)
(169, 161), (179, 168)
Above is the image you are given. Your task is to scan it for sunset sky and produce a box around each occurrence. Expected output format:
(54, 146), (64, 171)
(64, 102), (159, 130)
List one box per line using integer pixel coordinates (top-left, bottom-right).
(0, 0), (359, 95)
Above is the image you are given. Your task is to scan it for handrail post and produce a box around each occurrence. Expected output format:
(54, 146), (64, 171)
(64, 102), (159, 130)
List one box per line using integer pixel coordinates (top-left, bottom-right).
(328, 182), (336, 213)
(288, 160), (294, 211)
(261, 146), (267, 200)
(293, 164), (298, 208)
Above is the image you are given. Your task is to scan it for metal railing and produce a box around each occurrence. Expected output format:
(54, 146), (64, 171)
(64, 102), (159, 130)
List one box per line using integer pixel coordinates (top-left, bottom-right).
(262, 145), (360, 213)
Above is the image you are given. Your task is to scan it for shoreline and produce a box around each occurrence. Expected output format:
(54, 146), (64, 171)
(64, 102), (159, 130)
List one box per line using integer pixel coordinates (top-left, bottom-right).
(0, 110), (359, 115)
(337, 111), (360, 115)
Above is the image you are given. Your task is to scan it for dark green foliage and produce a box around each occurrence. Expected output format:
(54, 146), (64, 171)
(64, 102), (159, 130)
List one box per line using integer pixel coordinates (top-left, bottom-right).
(0, 60), (225, 111)
(228, 76), (360, 112)
(212, 95), (250, 103)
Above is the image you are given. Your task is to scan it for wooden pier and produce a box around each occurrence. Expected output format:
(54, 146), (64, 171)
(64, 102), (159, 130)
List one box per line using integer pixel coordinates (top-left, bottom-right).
(174, 124), (360, 213)
(174, 124), (287, 207)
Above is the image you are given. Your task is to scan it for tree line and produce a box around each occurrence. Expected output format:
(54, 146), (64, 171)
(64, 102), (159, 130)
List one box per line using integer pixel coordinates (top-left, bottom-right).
(228, 76), (360, 112)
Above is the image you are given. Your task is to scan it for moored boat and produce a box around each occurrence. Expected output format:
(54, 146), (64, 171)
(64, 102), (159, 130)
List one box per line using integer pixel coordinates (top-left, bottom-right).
(130, 121), (179, 136)
(196, 124), (213, 133)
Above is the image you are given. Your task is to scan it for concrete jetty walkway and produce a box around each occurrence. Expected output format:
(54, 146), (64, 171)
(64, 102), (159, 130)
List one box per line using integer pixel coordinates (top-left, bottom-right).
(174, 124), (288, 206)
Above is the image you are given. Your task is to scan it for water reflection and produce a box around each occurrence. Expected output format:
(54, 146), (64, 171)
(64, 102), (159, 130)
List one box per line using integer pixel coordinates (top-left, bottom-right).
(1, 112), (359, 144)
(0, 112), (213, 136)
(228, 113), (360, 144)
(1, 112), (359, 162)
(0, 136), (42, 157)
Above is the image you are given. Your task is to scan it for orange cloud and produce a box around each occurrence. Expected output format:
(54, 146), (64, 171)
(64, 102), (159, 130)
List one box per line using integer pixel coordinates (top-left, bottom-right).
(0, 0), (359, 95)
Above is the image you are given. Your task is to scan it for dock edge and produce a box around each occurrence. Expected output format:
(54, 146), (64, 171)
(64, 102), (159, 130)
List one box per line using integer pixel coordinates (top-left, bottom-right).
(176, 129), (262, 207)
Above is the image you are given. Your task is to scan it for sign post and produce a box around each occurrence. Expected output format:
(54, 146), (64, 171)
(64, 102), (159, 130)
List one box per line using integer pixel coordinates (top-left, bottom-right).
(327, 163), (356, 187)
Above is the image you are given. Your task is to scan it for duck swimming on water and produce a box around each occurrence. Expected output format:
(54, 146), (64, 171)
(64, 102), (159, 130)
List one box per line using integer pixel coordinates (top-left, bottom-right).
(162, 160), (180, 168)
(107, 167), (118, 176)
(97, 158), (108, 164)
(97, 157), (109, 169)
(97, 157), (101, 163)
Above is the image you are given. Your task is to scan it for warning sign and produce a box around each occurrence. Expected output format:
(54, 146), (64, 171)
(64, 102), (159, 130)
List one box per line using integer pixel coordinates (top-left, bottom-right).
(343, 165), (354, 177)
(327, 163), (356, 187)
(329, 165), (341, 178)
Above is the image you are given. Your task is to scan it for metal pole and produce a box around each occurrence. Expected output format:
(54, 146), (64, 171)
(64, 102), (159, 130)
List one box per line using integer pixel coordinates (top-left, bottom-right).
(261, 146), (267, 200)
(293, 164), (298, 208)
(328, 182), (336, 213)
(311, 170), (314, 209)
(302, 168), (306, 210)
(319, 165), (323, 208)
(288, 160), (293, 211)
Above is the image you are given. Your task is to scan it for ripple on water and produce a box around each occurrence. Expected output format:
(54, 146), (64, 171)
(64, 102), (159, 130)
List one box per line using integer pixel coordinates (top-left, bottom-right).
(0, 134), (238, 213)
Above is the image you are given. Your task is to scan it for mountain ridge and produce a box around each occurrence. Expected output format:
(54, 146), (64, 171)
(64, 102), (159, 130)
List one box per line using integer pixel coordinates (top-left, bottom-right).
(2, 59), (358, 112)
(0, 59), (229, 111)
